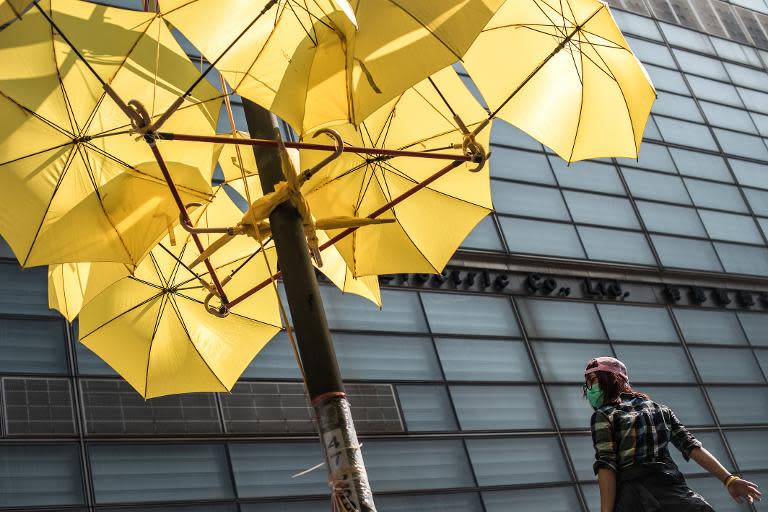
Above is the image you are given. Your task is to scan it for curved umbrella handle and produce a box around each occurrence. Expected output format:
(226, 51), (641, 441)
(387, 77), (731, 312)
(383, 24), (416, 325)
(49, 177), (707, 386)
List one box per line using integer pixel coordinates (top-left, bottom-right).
(179, 203), (235, 234)
(204, 290), (230, 318)
(298, 128), (345, 184)
(463, 134), (489, 173)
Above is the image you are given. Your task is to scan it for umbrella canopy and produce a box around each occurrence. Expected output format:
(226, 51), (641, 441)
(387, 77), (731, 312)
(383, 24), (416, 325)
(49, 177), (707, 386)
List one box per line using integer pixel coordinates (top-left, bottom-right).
(76, 188), (282, 398)
(462, 0), (655, 162)
(0, 0), (27, 24)
(0, 0), (221, 267)
(299, 67), (492, 277)
(160, 0), (502, 133)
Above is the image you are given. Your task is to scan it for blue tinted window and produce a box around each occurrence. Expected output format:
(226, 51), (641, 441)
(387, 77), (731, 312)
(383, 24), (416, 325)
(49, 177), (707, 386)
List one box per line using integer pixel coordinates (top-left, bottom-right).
(466, 437), (569, 486)
(420, 293), (519, 337)
(321, 288), (427, 332)
(0, 444), (83, 507)
(0, 318), (68, 374)
(450, 385), (552, 430)
(396, 385), (457, 432)
(482, 486), (582, 512)
(577, 227), (655, 265)
(517, 299), (604, 340)
(708, 387), (768, 425)
(333, 333), (442, 380)
(436, 339), (535, 381)
(673, 309), (747, 345)
(500, 217), (585, 258)
(597, 304), (678, 343)
(230, 442), (325, 498)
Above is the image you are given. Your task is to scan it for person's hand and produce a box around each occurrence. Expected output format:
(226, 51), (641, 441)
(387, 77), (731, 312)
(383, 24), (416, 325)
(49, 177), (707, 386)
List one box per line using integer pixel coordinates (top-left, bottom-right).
(728, 477), (762, 505)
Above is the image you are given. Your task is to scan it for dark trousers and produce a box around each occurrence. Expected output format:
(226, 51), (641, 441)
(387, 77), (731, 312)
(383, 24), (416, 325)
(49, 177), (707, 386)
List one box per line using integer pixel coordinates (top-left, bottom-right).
(615, 461), (716, 512)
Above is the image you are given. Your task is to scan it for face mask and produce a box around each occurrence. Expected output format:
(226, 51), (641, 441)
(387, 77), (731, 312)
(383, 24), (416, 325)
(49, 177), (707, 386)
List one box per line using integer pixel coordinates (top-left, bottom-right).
(586, 384), (604, 410)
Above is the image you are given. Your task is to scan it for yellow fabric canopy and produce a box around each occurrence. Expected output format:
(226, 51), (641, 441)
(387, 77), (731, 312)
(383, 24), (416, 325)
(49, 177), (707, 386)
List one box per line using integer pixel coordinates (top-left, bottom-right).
(76, 188), (281, 398)
(462, 0), (655, 162)
(0, 0), (221, 267)
(300, 67), (492, 277)
(0, 0), (27, 24)
(160, 0), (502, 133)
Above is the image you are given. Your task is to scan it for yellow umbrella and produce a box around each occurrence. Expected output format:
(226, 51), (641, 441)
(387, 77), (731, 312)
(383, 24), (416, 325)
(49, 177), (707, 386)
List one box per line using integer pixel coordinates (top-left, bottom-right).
(299, 66), (492, 277)
(0, 0), (221, 267)
(220, 145), (382, 306)
(0, 0), (27, 24)
(462, 0), (655, 162)
(159, 0), (503, 133)
(48, 261), (129, 322)
(76, 188), (281, 399)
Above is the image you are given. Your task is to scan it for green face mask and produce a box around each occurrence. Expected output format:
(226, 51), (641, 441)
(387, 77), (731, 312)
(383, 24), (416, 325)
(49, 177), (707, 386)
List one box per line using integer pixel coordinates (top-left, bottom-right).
(586, 384), (604, 410)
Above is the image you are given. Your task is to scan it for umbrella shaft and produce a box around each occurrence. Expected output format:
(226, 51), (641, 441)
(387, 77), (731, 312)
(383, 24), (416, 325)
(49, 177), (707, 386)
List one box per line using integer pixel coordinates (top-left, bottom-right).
(157, 132), (472, 162)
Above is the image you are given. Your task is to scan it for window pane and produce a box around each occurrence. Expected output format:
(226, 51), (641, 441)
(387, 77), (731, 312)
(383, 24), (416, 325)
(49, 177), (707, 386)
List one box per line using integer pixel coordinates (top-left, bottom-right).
(674, 49), (728, 80)
(0, 264), (54, 316)
(500, 217), (585, 258)
(548, 385), (593, 429)
(490, 147), (554, 184)
(0, 444), (83, 507)
(662, 24), (714, 53)
(612, 345), (695, 383)
(466, 437), (570, 485)
(651, 235), (723, 272)
(700, 211), (762, 243)
(420, 293), (519, 337)
(597, 304), (678, 343)
(714, 242), (768, 276)
(564, 191), (639, 229)
(581, 484), (601, 512)
(396, 385), (457, 432)
(436, 339), (535, 381)
(378, 493), (483, 512)
(626, 37), (675, 67)
(707, 387), (768, 425)
(638, 202), (707, 237)
(334, 333), (442, 380)
(674, 309), (747, 345)
(564, 434), (597, 481)
(685, 178), (748, 212)
(364, 439), (476, 491)
(533, 342), (612, 383)
(450, 385), (552, 430)
(492, 181), (569, 220)
(724, 62), (767, 90)
(687, 76), (742, 106)
(644, 64), (688, 94)
(517, 299), (605, 340)
(654, 91), (703, 121)
(482, 486), (582, 512)
(75, 339), (116, 376)
(549, 158), (625, 194)
(691, 347), (765, 383)
(623, 169), (692, 204)
(90, 444), (233, 503)
(492, 120), (543, 151)
(0, 318), (68, 374)
(739, 312), (768, 346)
(614, 10), (661, 39)
(618, 142), (676, 173)
(460, 215), (503, 251)
(655, 116), (718, 150)
(713, 128), (768, 160)
(739, 87), (768, 114)
(726, 430), (768, 470)
(229, 442), (326, 498)
(243, 331), (303, 379)
(730, 158), (768, 190)
(577, 226), (656, 265)
(744, 188), (768, 216)
(321, 288), (427, 332)
(642, 386), (714, 426)
(669, 148), (732, 182)
(701, 101), (756, 133)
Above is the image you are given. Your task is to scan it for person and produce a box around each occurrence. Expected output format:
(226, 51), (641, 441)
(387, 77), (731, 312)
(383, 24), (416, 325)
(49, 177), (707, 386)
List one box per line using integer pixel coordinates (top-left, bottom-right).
(584, 356), (762, 512)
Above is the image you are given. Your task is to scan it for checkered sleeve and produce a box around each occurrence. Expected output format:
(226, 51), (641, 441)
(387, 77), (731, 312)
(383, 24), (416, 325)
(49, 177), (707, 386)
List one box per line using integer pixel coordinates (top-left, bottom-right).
(591, 410), (618, 474)
(666, 407), (702, 461)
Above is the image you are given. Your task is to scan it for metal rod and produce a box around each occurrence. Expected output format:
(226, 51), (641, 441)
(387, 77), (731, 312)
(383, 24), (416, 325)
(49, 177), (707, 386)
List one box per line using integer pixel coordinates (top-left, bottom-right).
(145, 137), (229, 304)
(242, 99), (376, 512)
(156, 132), (472, 162)
(226, 158), (464, 308)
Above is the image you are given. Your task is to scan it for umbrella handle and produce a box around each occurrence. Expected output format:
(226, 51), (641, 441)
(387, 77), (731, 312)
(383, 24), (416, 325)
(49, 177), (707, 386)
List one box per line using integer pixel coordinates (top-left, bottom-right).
(298, 129), (345, 184)
(463, 134), (488, 173)
(204, 290), (230, 318)
(179, 203), (236, 234)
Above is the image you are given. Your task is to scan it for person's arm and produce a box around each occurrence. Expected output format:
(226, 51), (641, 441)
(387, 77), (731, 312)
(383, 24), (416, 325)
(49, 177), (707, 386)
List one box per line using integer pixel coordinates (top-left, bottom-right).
(598, 468), (617, 512)
(591, 411), (618, 512)
(689, 447), (762, 505)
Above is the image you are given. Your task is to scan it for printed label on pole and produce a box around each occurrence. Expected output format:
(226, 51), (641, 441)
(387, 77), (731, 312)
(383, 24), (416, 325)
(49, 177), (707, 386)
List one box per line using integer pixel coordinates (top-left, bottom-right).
(323, 428), (362, 512)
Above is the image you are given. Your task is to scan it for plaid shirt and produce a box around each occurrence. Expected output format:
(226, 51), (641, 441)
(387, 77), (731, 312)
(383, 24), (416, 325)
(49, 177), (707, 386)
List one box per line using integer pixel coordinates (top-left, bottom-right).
(590, 393), (702, 475)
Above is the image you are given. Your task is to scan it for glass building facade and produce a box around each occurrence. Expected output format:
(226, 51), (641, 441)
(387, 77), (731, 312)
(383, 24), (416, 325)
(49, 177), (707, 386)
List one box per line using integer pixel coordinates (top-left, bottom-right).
(2, 0), (768, 510)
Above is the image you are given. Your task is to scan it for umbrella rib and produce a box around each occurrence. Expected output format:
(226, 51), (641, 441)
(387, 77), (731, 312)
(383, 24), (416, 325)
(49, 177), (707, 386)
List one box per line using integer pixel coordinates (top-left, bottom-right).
(20, 146), (79, 267)
(167, 298), (229, 390)
(144, 294), (169, 397)
(173, 290), (282, 327)
(149, 252), (170, 290)
(286, 1), (318, 46)
(0, 91), (73, 139)
(164, 242), (192, 290)
(568, 32), (586, 162)
(530, 0), (569, 39)
(385, 0), (463, 61)
(0, 141), (73, 168)
(128, 275), (165, 292)
(79, 291), (163, 340)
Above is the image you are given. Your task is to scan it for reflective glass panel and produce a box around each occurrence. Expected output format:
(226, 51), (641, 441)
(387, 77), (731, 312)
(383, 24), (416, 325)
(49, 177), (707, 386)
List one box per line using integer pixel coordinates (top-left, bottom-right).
(687, 76), (742, 107)
(699, 211), (763, 243)
(673, 309), (747, 345)
(707, 387), (768, 425)
(701, 101), (756, 133)
(517, 299), (605, 340)
(450, 385), (552, 430)
(725, 430), (768, 470)
(333, 333), (442, 381)
(435, 339), (535, 381)
(482, 486), (582, 512)
(564, 191), (639, 229)
(377, 493), (484, 512)
(638, 202), (707, 237)
(461, 216), (504, 251)
(613, 345), (696, 383)
(655, 116), (718, 150)
(622, 169), (692, 204)
(533, 342), (613, 383)
(564, 434), (597, 481)
(466, 437), (570, 485)
(730, 158), (768, 190)
(0, 264), (54, 316)
(549, 158), (625, 195)
(691, 347), (765, 383)
(669, 148), (731, 182)
(229, 442), (326, 498)
(642, 386), (714, 426)
(714, 128), (768, 160)
(243, 332), (303, 379)
(396, 385), (457, 432)
(714, 243), (768, 276)
(0, 318), (68, 374)
(0, 444), (83, 507)
(90, 444), (233, 503)
(684, 178), (749, 212)
(651, 235), (723, 271)
(577, 227), (656, 265)
(548, 385), (593, 429)
(500, 217), (586, 258)
(597, 304), (678, 343)
(492, 181), (570, 220)
(490, 147), (554, 184)
(320, 288), (427, 332)
(420, 293), (519, 337)
(492, 121), (544, 151)
(739, 312), (768, 346)
(744, 188), (768, 216)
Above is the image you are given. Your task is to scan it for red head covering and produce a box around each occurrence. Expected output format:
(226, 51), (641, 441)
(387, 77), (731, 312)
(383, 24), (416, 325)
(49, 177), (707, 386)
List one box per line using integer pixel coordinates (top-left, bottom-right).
(585, 356), (628, 382)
